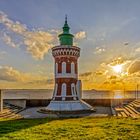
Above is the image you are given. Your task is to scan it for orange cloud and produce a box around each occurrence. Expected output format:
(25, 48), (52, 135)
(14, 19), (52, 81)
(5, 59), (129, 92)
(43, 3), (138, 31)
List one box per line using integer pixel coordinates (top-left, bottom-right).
(128, 60), (140, 74)
(0, 66), (48, 83)
(79, 72), (92, 77)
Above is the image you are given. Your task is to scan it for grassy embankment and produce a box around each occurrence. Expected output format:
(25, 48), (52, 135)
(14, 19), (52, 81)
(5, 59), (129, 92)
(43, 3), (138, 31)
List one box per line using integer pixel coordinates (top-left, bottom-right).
(0, 117), (140, 140)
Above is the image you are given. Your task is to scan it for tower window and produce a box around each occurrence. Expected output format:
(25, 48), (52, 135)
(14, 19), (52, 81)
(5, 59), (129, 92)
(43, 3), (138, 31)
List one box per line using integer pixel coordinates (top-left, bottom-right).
(71, 62), (75, 74)
(62, 62), (66, 74)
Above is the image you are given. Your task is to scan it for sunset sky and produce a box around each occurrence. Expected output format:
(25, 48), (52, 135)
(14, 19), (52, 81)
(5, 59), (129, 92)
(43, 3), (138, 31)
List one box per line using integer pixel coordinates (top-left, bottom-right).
(0, 0), (140, 90)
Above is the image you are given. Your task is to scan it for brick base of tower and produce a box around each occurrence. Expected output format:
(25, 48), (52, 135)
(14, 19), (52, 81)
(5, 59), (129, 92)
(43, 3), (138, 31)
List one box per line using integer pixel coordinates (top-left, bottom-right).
(45, 100), (94, 112)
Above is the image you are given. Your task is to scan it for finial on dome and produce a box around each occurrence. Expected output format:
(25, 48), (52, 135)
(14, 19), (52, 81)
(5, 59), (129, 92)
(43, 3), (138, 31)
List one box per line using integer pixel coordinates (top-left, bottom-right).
(65, 14), (67, 24)
(58, 16), (74, 46)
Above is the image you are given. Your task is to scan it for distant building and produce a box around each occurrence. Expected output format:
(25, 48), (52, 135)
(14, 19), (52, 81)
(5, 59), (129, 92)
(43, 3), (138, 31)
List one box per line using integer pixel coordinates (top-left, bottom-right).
(46, 17), (93, 112)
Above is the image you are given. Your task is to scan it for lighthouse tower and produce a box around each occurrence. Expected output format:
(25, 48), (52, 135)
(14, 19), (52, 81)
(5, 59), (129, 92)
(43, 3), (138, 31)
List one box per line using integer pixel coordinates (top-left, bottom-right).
(46, 17), (93, 112)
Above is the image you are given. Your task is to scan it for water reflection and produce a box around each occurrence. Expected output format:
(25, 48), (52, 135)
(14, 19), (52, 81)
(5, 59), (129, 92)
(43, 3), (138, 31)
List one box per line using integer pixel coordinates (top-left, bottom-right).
(113, 90), (124, 99)
(82, 90), (140, 99)
(3, 89), (140, 99)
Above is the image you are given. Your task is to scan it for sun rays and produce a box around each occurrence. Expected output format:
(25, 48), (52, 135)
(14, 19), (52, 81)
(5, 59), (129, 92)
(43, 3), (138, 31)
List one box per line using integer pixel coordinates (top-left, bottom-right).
(112, 64), (123, 74)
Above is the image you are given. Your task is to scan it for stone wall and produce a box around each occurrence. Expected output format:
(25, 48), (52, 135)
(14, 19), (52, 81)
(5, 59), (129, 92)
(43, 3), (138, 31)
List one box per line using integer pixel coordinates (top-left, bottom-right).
(26, 99), (51, 107)
(3, 98), (134, 108)
(4, 99), (26, 108)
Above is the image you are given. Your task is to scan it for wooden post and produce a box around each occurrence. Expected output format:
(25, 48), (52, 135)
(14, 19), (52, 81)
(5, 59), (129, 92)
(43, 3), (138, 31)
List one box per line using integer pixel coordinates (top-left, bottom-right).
(0, 89), (3, 112)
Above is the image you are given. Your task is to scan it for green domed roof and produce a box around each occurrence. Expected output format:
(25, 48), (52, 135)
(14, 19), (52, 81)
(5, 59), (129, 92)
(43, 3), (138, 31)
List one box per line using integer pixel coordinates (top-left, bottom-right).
(58, 16), (74, 46)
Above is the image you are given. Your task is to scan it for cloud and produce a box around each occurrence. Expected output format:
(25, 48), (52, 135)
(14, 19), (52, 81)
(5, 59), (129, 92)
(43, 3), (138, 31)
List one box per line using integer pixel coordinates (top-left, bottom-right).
(0, 51), (7, 59)
(95, 70), (108, 76)
(27, 78), (54, 85)
(0, 11), (57, 60)
(24, 31), (54, 60)
(79, 72), (94, 83)
(128, 60), (140, 74)
(0, 11), (88, 60)
(100, 57), (131, 75)
(130, 42), (140, 58)
(105, 75), (124, 85)
(0, 66), (48, 83)
(2, 33), (18, 48)
(75, 31), (86, 40)
(108, 75), (118, 80)
(0, 65), (55, 89)
(135, 47), (140, 52)
(0, 66), (28, 82)
(94, 47), (106, 54)
(107, 57), (128, 66)
(79, 70), (107, 84)
(0, 11), (27, 34)
(105, 57), (131, 75)
(79, 72), (92, 77)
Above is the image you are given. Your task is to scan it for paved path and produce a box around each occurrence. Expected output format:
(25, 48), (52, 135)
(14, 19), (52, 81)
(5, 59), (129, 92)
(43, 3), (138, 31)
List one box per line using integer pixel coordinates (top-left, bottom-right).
(19, 107), (58, 118)
(19, 106), (111, 118)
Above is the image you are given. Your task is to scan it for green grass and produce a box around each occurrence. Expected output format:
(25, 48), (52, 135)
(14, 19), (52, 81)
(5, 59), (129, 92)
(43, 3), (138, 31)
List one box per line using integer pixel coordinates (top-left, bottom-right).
(0, 117), (140, 140)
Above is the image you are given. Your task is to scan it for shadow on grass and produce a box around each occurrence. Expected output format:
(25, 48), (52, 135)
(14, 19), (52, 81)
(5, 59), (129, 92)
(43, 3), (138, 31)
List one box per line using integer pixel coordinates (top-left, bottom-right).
(0, 116), (84, 137)
(0, 118), (55, 137)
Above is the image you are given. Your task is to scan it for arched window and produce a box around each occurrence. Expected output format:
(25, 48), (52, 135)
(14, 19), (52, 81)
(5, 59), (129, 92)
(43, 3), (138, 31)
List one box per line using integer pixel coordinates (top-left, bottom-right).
(71, 62), (75, 74)
(61, 83), (66, 100)
(62, 62), (66, 74)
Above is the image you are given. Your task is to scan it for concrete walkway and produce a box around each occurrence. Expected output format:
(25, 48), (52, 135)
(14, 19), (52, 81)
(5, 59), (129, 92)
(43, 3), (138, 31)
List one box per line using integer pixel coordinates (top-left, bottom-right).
(19, 106), (111, 118)
(19, 107), (58, 118)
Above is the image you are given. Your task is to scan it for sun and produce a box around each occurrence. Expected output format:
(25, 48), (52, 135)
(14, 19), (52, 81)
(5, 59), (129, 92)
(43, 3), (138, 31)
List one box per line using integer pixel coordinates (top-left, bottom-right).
(112, 64), (122, 73)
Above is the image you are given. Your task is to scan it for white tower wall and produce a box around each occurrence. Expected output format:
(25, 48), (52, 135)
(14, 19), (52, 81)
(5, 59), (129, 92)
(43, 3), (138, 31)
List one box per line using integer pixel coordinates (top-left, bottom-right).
(76, 80), (82, 99)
